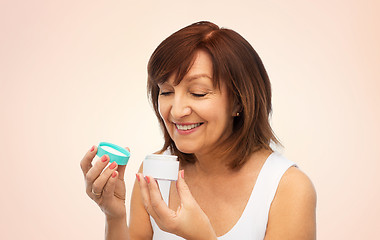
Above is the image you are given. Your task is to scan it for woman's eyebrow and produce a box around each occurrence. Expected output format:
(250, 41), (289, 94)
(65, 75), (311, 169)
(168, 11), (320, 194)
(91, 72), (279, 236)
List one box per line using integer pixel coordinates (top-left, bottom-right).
(158, 82), (171, 87)
(158, 74), (212, 88)
(184, 74), (212, 82)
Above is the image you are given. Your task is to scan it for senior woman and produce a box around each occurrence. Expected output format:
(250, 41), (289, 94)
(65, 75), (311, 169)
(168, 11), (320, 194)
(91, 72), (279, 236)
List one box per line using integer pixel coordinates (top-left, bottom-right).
(80, 21), (316, 240)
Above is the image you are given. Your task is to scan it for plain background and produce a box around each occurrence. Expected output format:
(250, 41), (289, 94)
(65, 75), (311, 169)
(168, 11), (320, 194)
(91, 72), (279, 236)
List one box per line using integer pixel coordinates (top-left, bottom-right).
(1, 0), (379, 239)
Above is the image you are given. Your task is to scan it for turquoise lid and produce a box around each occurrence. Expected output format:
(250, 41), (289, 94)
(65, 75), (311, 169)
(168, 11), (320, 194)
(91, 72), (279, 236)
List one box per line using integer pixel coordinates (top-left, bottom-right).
(96, 142), (130, 165)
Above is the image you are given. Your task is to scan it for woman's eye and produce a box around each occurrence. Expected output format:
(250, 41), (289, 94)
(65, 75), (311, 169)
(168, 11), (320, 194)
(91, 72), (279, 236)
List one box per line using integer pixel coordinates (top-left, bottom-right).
(159, 92), (173, 96)
(192, 93), (207, 97)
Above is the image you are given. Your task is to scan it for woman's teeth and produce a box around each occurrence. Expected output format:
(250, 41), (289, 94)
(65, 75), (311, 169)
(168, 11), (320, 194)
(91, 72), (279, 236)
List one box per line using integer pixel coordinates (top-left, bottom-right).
(176, 123), (202, 130)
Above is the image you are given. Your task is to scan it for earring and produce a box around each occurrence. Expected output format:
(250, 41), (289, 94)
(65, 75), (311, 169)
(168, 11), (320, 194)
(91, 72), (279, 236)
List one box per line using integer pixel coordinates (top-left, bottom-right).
(235, 112), (240, 117)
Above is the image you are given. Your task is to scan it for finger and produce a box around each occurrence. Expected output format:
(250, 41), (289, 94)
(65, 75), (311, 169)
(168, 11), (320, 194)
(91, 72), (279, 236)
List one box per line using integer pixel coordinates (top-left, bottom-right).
(92, 161), (118, 196)
(80, 145), (97, 176)
(85, 155), (110, 196)
(103, 171), (119, 201)
(137, 174), (159, 220)
(176, 170), (195, 205)
(147, 176), (176, 220)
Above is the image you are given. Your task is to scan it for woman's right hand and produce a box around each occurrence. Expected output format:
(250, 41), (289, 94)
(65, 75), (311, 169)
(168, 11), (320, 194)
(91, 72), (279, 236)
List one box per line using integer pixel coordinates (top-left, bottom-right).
(80, 145), (128, 220)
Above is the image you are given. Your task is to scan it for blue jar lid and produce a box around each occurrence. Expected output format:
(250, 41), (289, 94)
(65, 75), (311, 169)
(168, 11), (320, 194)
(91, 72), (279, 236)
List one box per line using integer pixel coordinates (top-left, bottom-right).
(96, 142), (130, 165)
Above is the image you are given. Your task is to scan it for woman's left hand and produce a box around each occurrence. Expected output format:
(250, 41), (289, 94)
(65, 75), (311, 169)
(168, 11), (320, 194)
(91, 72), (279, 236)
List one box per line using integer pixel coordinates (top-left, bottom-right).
(137, 170), (217, 240)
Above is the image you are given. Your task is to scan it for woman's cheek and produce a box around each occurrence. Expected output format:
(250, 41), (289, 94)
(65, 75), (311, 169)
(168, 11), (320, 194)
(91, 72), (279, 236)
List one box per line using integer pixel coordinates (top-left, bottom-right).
(158, 100), (167, 120)
(158, 103), (172, 132)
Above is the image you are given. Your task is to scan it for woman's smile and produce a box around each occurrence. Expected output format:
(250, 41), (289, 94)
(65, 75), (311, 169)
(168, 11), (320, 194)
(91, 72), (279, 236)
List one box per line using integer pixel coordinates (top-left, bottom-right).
(174, 122), (204, 135)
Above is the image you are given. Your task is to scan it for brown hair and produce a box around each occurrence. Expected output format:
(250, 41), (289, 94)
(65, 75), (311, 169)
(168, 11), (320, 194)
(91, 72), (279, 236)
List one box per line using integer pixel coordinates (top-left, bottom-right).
(147, 21), (280, 169)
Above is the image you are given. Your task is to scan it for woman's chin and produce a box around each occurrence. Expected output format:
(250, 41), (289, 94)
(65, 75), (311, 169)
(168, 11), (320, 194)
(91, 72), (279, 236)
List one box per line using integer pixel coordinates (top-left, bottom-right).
(175, 145), (196, 154)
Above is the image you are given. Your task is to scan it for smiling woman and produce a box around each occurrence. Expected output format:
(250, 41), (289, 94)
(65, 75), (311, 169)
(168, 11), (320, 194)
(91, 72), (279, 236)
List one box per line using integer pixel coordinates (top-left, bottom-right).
(80, 21), (316, 240)
(157, 50), (233, 156)
(148, 22), (280, 169)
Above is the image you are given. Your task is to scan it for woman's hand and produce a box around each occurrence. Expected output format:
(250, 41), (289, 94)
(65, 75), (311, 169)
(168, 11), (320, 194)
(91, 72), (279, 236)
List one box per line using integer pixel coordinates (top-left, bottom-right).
(137, 171), (217, 240)
(80, 145), (127, 220)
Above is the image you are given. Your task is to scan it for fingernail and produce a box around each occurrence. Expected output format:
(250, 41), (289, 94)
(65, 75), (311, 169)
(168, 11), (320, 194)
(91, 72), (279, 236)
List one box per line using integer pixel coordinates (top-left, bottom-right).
(90, 146), (95, 152)
(112, 171), (117, 178)
(145, 176), (150, 184)
(109, 161), (117, 169)
(136, 173), (140, 182)
(181, 170), (184, 179)
(101, 155), (108, 162)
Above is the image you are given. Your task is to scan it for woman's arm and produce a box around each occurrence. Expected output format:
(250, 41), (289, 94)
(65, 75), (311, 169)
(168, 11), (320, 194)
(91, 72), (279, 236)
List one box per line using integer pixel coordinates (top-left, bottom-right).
(128, 165), (154, 240)
(264, 167), (317, 240)
(105, 215), (129, 240)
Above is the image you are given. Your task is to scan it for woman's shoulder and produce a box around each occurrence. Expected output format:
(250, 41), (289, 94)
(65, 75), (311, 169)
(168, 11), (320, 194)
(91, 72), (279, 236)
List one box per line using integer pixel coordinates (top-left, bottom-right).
(267, 151), (315, 196)
(279, 166), (316, 201)
(265, 165), (317, 239)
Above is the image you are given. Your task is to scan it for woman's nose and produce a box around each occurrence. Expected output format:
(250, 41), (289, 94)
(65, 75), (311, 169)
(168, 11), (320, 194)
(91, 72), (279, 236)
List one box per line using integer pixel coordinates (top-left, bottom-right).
(170, 96), (191, 119)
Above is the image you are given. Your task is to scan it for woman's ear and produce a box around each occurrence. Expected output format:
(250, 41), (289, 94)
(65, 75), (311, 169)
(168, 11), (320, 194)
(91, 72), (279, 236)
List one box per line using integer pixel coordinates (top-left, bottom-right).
(232, 102), (242, 117)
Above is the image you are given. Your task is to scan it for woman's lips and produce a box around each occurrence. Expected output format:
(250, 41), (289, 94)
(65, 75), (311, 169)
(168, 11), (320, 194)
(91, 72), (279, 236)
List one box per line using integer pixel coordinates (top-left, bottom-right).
(174, 122), (204, 135)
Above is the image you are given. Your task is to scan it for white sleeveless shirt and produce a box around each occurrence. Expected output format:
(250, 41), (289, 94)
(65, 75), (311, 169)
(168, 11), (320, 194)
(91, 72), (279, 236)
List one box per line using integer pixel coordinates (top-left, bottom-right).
(150, 152), (297, 240)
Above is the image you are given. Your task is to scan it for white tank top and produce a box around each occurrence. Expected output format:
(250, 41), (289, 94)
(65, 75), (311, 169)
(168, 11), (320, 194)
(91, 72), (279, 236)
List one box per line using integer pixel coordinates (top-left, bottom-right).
(150, 152), (297, 240)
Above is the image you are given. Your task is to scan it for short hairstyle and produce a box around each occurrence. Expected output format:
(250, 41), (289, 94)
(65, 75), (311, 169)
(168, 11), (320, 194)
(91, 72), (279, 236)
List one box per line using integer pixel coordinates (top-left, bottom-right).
(147, 21), (280, 169)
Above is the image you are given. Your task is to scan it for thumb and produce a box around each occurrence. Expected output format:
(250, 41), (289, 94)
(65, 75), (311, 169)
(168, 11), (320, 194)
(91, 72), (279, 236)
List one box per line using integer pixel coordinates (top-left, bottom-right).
(117, 147), (130, 179)
(176, 170), (195, 205)
(117, 165), (127, 179)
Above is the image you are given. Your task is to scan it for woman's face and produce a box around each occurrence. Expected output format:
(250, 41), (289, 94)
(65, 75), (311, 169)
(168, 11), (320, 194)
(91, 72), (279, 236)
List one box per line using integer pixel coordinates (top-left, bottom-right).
(158, 50), (234, 155)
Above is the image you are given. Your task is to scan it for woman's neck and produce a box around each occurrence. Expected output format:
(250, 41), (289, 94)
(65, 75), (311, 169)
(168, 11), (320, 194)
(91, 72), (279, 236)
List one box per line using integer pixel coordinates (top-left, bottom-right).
(194, 153), (232, 176)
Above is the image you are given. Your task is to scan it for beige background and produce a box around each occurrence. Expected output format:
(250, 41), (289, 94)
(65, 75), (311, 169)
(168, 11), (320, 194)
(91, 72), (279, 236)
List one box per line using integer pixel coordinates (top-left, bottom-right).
(1, 0), (379, 239)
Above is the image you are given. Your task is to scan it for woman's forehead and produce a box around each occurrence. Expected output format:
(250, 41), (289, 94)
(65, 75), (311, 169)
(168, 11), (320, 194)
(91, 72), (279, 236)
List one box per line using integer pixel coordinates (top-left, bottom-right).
(161, 50), (215, 85)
